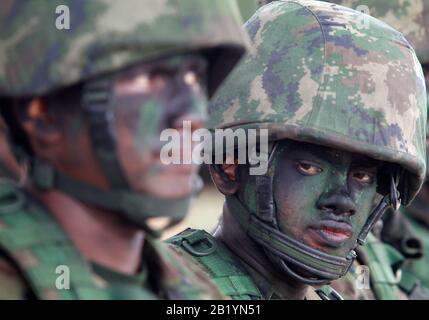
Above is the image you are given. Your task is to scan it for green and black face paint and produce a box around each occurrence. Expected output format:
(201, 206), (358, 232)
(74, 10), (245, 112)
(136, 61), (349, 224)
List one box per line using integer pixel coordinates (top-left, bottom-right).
(30, 53), (208, 235)
(227, 140), (401, 285)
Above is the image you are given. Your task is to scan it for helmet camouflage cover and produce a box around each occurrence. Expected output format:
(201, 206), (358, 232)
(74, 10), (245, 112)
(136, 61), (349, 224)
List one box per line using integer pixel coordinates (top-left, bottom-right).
(328, 0), (429, 178)
(210, 0), (427, 204)
(329, 0), (429, 64)
(0, 0), (249, 98)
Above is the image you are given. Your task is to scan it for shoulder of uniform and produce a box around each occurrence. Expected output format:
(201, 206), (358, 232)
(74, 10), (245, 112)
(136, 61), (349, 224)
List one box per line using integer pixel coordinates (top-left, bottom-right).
(165, 228), (262, 299)
(163, 233), (216, 279)
(166, 228), (245, 273)
(0, 179), (24, 205)
(0, 182), (30, 299)
(166, 228), (236, 274)
(0, 255), (28, 299)
(150, 235), (226, 299)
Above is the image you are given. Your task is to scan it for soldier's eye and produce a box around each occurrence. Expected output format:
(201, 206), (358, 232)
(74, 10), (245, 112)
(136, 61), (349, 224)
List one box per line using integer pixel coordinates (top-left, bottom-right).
(352, 172), (374, 184)
(296, 161), (322, 176)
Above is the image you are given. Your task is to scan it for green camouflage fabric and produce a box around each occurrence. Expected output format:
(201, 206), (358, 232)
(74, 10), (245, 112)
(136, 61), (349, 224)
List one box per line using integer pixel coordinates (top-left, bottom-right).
(0, 0), (249, 98)
(331, 232), (407, 300)
(210, 0), (427, 205)
(330, 0), (429, 131)
(328, 0), (429, 64)
(0, 181), (225, 300)
(167, 228), (263, 300)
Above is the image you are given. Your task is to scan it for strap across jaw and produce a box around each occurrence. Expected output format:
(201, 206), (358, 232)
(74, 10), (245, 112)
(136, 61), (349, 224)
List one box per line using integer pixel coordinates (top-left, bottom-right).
(31, 158), (196, 236)
(227, 195), (356, 285)
(226, 142), (402, 285)
(82, 78), (130, 190)
(357, 175), (401, 245)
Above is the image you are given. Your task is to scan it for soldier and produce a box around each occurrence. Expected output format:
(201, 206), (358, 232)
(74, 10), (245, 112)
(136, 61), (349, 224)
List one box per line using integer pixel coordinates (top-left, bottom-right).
(167, 0), (427, 300)
(0, 0), (248, 299)
(0, 119), (21, 181)
(328, 0), (429, 299)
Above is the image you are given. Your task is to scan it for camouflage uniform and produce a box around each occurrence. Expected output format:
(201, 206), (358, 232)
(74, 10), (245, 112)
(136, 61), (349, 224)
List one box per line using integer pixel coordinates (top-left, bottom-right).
(329, 0), (429, 299)
(0, 0), (249, 299)
(168, 0), (427, 300)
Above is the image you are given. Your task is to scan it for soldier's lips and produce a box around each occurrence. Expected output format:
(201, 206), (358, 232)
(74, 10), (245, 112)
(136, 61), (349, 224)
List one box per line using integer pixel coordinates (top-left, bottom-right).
(309, 220), (353, 248)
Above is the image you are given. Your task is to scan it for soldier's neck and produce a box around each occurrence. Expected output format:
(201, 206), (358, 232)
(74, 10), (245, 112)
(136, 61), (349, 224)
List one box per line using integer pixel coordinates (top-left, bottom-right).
(31, 186), (145, 275)
(215, 203), (309, 300)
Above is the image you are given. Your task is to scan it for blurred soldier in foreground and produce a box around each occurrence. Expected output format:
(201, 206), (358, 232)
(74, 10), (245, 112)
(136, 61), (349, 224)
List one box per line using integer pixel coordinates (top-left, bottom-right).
(0, 119), (21, 181)
(168, 0), (427, 300)
(0, 0), (248, 299)
(329, 0), (429, 299)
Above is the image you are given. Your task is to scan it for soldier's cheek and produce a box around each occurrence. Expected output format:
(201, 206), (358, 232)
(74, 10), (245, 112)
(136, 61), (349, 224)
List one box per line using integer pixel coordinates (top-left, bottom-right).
(350, 188), (377, 238)
(275, 176), (326, 237)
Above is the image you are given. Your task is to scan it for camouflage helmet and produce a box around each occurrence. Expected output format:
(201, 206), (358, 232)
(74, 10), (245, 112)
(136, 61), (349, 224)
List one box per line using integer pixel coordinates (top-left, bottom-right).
(0, 0), (249, 98)
(328, 0), (429, 65)
(210, 0), (427, 205)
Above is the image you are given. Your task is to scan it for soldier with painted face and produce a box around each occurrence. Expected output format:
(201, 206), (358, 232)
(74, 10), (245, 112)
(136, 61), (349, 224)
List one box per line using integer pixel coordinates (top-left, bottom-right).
(0, 0), (249, 299)
(328, 0), (429, 299)
(168, 0), (427, 300)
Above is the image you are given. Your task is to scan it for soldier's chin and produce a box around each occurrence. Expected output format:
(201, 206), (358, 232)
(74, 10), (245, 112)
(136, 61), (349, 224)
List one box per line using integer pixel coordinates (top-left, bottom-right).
(135, 172), (195, 199)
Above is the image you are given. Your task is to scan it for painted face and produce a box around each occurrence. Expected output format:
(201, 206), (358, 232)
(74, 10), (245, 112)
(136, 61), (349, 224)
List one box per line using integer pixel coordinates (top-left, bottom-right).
(271, 140), (380, 257)
(112, 53), (208, 199)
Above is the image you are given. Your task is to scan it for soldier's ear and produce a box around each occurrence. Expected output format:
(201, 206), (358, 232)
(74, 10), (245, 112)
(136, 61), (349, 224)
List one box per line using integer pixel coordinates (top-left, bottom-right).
(209, 162), (240, 195)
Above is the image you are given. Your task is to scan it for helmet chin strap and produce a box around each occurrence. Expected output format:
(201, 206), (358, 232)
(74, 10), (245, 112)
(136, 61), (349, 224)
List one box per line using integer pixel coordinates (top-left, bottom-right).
(226, 143), (401, 285)
(31, 158), (201, 237)
(357, 175), (401, 245)
(26, 76), (202, 237)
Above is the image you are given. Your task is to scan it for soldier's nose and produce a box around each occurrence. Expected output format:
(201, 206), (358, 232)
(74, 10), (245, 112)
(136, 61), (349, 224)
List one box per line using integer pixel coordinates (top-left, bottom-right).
(317, 191), (356, 217)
